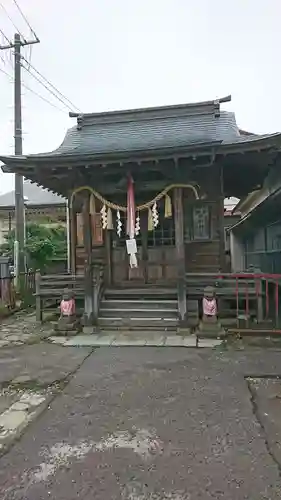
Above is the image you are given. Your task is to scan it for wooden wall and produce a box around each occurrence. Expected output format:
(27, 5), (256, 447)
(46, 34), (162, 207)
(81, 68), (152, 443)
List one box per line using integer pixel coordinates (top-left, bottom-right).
(71, 163), (226, 279)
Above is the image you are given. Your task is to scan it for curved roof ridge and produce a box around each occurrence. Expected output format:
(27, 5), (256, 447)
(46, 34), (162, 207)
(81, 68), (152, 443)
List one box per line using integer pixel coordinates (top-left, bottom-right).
(69, 95), (231, 120)
(70, 96), (232, 128)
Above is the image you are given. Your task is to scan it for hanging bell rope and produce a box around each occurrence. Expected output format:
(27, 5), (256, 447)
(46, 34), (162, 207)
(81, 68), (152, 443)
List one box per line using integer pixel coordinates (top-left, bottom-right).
(70, 183), (200, 212)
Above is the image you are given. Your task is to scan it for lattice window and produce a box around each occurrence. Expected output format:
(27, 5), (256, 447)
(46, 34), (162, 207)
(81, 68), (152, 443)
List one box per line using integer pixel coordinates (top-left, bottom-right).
(113, 209), (175, 247)
(147, 215), (175, 247)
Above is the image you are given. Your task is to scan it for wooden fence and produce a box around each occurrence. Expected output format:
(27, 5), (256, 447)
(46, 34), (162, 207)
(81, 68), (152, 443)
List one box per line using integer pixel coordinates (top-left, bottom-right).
(0, 272), (35, 310)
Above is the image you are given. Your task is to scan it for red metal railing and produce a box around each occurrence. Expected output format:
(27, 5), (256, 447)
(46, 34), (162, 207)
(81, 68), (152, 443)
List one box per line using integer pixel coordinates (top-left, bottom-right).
(186, 272), (281, 334)
(229, 273), (281, 333)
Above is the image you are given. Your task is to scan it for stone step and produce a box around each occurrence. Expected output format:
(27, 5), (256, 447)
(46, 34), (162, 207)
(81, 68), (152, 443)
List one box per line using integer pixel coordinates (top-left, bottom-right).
(104, 288), (177, 300)
(100, 299), (178, 310)
(98, 316), (178, 330)
(99, 308), (178, 318)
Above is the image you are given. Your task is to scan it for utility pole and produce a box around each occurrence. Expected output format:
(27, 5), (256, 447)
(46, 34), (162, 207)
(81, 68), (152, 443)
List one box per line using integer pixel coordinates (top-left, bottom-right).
(0, 33), (39, 288)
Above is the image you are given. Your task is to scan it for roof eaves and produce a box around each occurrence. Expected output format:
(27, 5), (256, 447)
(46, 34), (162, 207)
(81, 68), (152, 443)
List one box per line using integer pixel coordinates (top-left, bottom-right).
(230, 186), (281, 231)
(0, 202), (66, 210)
(0, 141), (224, 168)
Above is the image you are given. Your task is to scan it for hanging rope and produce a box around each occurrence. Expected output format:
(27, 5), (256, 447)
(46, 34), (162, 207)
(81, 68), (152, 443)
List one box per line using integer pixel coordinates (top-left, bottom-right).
(70, 183), (200, 212)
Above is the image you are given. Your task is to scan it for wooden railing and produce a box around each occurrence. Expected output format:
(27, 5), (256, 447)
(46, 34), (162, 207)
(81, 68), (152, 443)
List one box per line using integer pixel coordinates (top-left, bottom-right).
(0, 272), (35, 313)
(35, 264), (104, 323)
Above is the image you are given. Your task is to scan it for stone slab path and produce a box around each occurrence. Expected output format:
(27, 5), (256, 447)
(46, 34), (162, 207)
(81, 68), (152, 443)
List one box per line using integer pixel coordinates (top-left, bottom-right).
(0, 311), (52, 347)
(49, 333), (223, 348)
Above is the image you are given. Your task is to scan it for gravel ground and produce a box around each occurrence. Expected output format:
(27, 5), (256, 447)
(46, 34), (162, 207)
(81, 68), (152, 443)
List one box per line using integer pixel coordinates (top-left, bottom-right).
(0, 347), (280, 499)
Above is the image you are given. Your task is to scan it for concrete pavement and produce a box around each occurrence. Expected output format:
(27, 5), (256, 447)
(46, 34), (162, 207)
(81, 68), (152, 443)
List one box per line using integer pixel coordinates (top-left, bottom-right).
(0, 346), (280, 498)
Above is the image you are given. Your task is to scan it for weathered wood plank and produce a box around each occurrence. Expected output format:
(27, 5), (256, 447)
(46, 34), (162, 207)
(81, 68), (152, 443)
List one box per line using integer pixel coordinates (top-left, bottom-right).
(174, 187), (187, 321)
(82, 193), (94, 325)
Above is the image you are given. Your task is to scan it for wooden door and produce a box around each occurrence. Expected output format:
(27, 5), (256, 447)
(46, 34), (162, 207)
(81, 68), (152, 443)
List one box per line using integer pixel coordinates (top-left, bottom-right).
(146, 246), (177, 283)
(111, 241), (146, 284)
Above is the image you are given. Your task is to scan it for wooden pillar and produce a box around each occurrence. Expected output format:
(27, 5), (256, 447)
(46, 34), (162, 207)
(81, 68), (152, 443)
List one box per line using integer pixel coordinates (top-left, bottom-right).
(174, 187), (187, 322)
(218, 165), (226, 271)
(104, 230), (112, 286)
(82, 193), (94, 326)
(218, 196), (226, 271)
(141, 212), (148, 283)
(70, 203), (77, 274)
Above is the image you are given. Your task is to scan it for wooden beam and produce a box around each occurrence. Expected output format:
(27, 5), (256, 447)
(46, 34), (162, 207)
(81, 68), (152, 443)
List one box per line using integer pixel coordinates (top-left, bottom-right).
(82, 193), (94, 325)
(173, 187), (187, 322)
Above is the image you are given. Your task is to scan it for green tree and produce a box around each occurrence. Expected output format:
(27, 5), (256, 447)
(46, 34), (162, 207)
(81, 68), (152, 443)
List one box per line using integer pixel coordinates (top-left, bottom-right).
(0, 222), (67, 271)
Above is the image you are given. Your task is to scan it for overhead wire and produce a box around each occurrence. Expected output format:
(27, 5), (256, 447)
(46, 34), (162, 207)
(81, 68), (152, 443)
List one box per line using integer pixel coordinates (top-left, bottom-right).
(0, 64), (67, 113)
(12, 0), (38, 41)
(0, 27), (11, 45)
(0, 2), (26, 42)
(20, 56), (81, 112)
(0, 2), (79, 114)
(0, 2), (80, 113)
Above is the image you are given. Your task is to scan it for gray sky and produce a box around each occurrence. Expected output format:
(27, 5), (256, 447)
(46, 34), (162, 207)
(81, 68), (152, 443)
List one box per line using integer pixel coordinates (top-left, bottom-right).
(0, 0), (280, 194)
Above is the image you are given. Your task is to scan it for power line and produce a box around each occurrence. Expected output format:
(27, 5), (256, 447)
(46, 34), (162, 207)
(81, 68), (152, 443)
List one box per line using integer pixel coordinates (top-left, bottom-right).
(0, 27), (11, 45)
(0, 64), (67, 113)
(12, 0), (39, 41)
(20, 54), (81, 112)
(21, 58), (81, 112)
(22, 80), (67, 113)
(0, 2), (26, 42)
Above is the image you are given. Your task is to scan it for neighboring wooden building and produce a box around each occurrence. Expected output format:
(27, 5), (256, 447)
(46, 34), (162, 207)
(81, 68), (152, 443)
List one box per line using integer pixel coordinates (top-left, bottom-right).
(0, 180), (67, 245)
(1, 95), (281, 327)
(229, 167), (281, 274)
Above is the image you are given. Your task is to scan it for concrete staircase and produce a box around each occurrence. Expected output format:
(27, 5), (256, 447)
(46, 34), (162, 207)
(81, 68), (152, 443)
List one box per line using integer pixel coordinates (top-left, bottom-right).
(98, 287), (179, 331)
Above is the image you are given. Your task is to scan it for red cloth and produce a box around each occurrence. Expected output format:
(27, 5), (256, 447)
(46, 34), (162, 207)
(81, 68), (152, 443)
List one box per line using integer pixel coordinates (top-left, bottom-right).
(60, 298), (75, 316)
(203, 297), (217, 316)
(126, 174), (135, 238)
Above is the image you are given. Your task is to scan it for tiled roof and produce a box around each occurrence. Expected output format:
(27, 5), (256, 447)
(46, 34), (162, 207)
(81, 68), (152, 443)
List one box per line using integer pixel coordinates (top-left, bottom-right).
(1, 97), (281, 165)
(0, 180), (66, 208)
(48, 110), (241, 157)
(27, 97), (280, 158)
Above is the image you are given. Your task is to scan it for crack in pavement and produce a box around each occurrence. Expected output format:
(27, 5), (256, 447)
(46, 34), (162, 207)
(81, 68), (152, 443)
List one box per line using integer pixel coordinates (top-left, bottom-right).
(246, 376), (281, 478)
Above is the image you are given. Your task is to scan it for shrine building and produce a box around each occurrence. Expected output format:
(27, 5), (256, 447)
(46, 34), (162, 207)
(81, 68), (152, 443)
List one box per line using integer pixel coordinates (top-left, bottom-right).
(1, 95), (281, 329)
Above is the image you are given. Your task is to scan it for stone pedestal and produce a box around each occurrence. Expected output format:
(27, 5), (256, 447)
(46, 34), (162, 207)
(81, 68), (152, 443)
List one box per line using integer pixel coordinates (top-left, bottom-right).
(198, 286), (225, 339)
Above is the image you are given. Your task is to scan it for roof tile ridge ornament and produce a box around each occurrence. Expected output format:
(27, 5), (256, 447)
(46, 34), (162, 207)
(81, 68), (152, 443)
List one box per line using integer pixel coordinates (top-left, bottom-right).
(76, 114), (83, 131)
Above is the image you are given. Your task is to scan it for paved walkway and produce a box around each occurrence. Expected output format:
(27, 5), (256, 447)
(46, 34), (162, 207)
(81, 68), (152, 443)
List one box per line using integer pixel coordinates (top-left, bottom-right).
(0, 347), (280, 498)
(0, 312), (224, 349)
(0, 311), (52, 347)
(49, 333), (222, 348)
